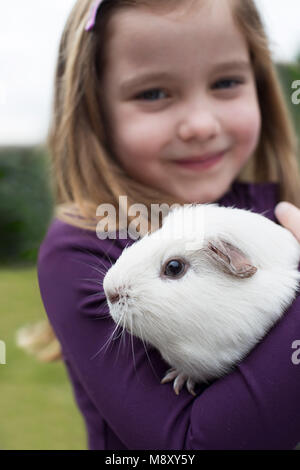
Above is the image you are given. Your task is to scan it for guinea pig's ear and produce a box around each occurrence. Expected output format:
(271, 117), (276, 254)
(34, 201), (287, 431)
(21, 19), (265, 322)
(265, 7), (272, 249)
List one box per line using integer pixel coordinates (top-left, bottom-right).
(206, 239), (257, 279)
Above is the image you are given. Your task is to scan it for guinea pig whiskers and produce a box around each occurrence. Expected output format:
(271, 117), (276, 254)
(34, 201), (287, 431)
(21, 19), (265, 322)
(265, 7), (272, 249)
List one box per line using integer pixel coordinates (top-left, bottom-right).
(88, 264), (107, 277)
(72, 255), (108, 278)
(115, 321), (128, 362)
(130, 315), (138, 376)
(84, 291), (104, 300)
(112, 327), (124, 341)
(80, 277), (104, 284)
(89, 299), (115, 322)
(137, 323), (161, 382)
(95, 311), (126, 356)
(92, 313), (112, 321)
(78, 247), (115, 271)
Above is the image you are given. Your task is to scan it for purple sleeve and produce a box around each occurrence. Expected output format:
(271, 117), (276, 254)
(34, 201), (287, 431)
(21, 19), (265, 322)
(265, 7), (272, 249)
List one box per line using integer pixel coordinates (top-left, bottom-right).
(38, 219), (300, 450)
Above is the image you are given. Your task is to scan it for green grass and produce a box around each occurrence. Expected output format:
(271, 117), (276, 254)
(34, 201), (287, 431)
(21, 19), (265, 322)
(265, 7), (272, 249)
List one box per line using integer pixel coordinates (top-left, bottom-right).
(0, 266), (86, 450)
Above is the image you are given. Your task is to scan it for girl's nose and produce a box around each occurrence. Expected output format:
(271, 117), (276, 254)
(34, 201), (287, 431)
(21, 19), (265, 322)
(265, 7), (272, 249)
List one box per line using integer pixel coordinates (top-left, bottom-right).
(178, 106), (220, 142)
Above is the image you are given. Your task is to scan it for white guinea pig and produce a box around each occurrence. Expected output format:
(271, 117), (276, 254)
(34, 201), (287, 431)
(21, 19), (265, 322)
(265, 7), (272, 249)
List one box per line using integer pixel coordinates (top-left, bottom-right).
(103, 204), (300, 395)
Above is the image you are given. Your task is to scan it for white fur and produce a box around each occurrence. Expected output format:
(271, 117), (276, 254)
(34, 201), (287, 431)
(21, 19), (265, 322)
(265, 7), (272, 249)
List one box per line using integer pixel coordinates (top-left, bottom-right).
(103, 204), (300, 383)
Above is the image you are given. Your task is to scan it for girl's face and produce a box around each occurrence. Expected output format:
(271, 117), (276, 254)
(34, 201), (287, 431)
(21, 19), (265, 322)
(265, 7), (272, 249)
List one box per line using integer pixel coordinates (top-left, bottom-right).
(100, 0), (261, 203)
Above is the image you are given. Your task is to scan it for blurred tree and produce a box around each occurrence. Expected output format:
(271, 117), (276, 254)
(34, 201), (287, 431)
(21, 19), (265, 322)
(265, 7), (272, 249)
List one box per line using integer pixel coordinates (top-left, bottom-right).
(0, 146), (54, 264)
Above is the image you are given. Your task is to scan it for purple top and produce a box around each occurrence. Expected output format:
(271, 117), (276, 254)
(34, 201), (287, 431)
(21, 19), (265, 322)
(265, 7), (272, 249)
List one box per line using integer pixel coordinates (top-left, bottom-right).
(37, 182), (300, 450)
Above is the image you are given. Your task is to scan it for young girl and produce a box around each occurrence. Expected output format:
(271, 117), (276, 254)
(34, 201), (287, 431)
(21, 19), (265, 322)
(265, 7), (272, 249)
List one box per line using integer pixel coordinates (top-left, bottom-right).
(37, 0), (300, 450)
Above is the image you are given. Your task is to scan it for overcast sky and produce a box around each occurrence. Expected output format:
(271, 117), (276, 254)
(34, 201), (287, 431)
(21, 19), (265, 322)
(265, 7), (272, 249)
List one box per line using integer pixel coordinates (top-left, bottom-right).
(1, 0), (300, 146)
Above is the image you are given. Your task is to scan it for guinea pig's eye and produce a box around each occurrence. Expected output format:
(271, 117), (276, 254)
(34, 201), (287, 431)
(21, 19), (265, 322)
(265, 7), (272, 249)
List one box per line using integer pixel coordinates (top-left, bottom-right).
(162, 259), (187, 279)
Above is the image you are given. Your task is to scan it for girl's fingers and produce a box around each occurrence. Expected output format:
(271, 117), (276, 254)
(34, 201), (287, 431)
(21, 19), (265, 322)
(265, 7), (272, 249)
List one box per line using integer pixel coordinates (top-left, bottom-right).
(275, 202), (300, 244)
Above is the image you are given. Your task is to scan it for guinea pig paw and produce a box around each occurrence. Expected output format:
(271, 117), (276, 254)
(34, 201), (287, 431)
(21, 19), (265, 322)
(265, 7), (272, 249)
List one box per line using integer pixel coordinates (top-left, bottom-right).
(161, 368), (197, 396)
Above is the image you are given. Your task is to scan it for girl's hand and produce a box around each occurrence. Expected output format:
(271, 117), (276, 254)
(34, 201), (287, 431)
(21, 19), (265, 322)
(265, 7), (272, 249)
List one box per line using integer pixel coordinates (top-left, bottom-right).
(275, 202), (300, 244)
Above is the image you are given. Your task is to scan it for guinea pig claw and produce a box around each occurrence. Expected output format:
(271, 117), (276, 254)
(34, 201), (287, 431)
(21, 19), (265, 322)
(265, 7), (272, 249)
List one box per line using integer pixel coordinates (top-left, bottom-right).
(161, 368), (197, 396)
(161, 368), (179, 384)
(186, 378), (197, 397)
(173, 373), (188, 395)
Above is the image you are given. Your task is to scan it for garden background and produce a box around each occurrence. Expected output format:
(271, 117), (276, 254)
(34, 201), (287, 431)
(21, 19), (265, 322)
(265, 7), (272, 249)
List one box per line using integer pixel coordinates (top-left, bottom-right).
(0, 59), (300, 450)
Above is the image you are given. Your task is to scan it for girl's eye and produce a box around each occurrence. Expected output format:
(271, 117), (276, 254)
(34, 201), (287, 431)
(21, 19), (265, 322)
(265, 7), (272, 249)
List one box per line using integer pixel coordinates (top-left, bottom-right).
(134, 78), (244, 102)
(213, 78), (244, 90)
(135, 88), (167, 101)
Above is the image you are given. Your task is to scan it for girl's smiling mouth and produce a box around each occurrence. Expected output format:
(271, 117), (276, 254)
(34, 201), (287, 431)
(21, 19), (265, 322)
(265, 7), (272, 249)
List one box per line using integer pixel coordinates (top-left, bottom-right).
(173, 150), (227, 171)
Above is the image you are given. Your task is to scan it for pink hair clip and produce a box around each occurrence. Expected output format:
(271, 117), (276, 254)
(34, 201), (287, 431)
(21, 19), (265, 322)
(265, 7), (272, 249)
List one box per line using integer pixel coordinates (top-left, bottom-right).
(85, 0), (105, 31)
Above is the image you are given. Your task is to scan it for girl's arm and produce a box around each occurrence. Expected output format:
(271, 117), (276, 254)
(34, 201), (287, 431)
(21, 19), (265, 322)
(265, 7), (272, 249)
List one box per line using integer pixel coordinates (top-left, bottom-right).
(38, 220), (300, 450)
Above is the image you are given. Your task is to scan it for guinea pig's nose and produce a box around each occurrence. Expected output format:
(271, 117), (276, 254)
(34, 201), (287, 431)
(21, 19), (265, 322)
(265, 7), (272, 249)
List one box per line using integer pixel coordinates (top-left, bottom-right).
(107, 290), (120, 304)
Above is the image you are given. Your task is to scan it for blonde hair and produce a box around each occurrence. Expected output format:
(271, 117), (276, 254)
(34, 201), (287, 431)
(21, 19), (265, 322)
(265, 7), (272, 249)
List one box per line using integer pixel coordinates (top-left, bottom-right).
(22, 0), (300, 361)
(49, 0), (300, 229)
